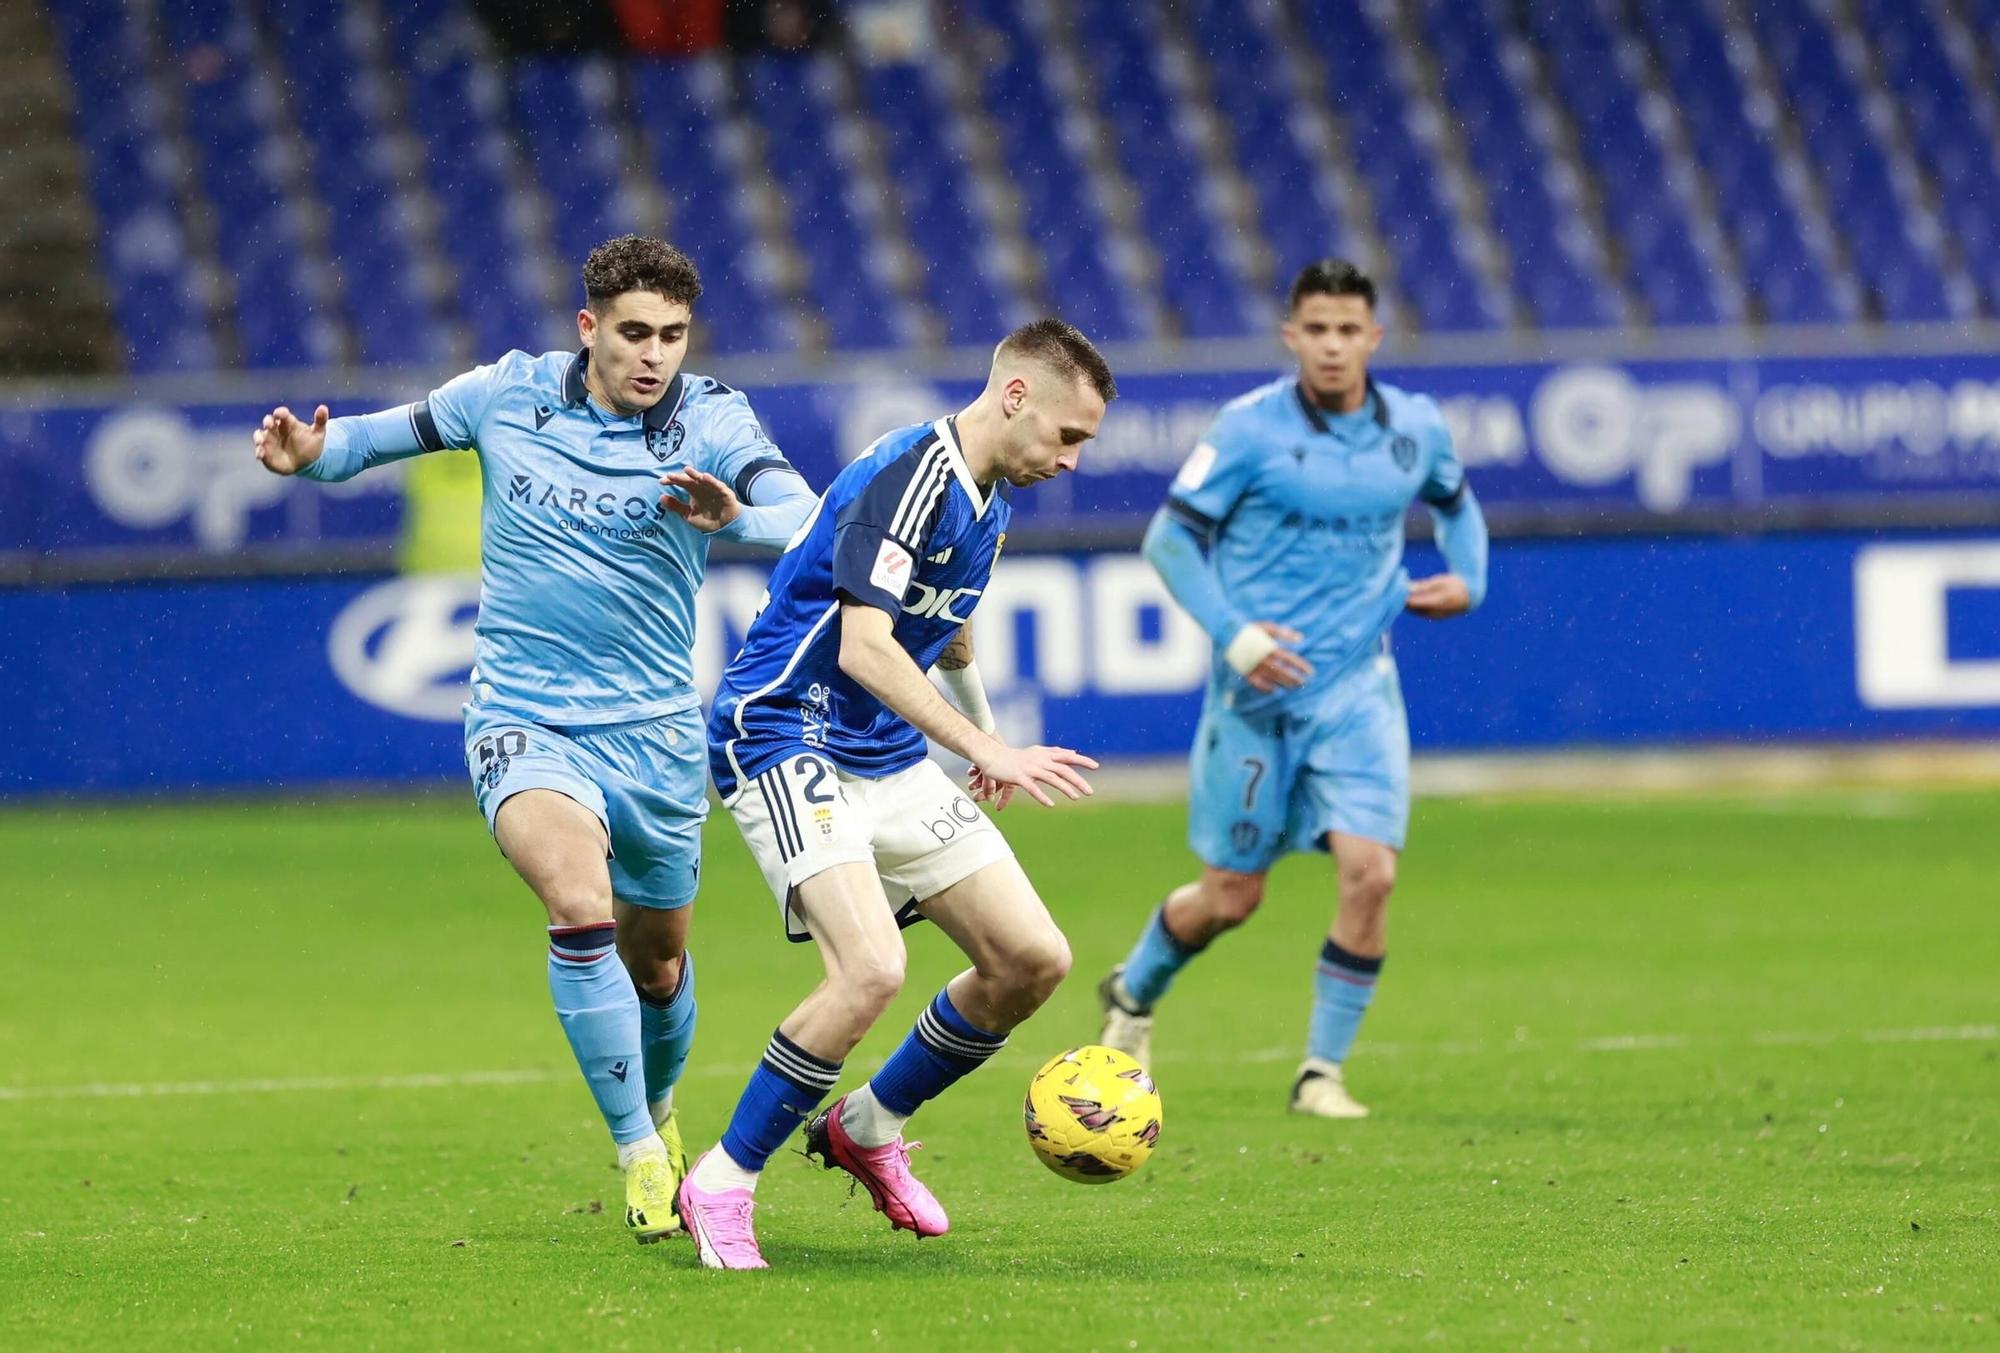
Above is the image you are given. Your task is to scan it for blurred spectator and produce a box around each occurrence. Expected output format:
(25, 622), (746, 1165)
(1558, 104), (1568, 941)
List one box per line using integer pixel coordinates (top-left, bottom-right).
(724, 0), (835, 52)
(611, 0), (726, 54)
(472, 0), (620, 52)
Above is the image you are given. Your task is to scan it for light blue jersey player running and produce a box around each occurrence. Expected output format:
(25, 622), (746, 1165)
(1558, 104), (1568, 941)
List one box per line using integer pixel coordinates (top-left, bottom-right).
(1097, 260), (1490, 1119)
(250, 237), (815, 1239)
(674, 321), (1115, 1271)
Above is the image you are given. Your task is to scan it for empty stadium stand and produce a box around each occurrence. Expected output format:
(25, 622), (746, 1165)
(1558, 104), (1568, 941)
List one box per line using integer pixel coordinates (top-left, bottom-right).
(41, 0), (2000, 371)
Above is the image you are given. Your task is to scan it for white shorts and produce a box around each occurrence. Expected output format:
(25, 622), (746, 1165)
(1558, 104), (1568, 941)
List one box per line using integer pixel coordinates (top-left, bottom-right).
(726, 753), (1015, 942)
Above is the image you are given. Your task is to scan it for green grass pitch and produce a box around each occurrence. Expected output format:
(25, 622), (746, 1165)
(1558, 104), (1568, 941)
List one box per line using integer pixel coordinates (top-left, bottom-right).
(2, 787), (1995, 1349)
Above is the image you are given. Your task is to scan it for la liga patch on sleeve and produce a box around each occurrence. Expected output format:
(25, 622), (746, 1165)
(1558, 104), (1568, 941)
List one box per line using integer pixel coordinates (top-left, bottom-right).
(870, 538), (914, 597)
(1175, 441), (1218, 490)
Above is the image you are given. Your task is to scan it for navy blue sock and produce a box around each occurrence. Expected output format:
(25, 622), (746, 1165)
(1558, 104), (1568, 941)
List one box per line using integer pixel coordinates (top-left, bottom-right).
(719, 1030), (841, 1172)
(869, 987), (1009, 1117)
(546, 923), (652, 1146)
(1308, 939), (1384, 1065)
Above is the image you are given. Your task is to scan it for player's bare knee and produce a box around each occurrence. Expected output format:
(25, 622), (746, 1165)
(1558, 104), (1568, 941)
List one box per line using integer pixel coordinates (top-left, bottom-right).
(1009, 928), (1072, 1006)
(541, 879), (614, 928)
(1339, 854), (1396, 910)
(844, 950), (907, 1019)
(626, 950), (685, 1004)
(1202, 870), (1267, 929)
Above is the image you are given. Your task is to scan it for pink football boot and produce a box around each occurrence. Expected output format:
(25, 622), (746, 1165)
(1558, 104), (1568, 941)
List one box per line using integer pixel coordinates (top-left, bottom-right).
(803, 1095), (950, 1238)
(676, 1151), (769, 1270)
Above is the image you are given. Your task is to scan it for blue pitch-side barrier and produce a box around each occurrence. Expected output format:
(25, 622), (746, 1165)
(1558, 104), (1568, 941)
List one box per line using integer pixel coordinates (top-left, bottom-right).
(4, 532), (1999, 796)
(4, 350), (2000, 560)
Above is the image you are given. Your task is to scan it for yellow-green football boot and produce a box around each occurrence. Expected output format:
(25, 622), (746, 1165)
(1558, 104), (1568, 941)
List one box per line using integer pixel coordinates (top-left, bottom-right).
(624, 1116), (689, 1243)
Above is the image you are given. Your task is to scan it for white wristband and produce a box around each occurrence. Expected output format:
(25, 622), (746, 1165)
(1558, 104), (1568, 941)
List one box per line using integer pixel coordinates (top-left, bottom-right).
(938, 662), (997, 735)
(1222, 624), (1278, 677)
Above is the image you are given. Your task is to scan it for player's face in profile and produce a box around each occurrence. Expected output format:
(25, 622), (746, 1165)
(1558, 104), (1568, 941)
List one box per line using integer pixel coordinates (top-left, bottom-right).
(578, 291), (692, 414)
(1004, 374), (1105, 486)
(1283, 293), (1383, 407)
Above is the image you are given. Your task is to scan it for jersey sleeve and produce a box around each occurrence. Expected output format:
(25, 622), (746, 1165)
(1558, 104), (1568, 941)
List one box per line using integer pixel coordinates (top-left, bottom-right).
(1416, 402), (1468, 510)
(830, 447), (952, 614)
(421, 359), (507, 452)
(1162, 414), (1258, 540)
(690, 382), (799, 503)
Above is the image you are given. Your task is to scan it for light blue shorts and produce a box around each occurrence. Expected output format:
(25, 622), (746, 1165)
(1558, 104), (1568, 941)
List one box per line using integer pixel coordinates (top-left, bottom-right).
(1188, 652), (1411, 873)
(463, 703), (708, 909)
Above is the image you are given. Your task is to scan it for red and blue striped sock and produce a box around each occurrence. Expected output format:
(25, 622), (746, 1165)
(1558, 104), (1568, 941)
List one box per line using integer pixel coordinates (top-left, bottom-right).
(1308, 938), (1383, 1066)
(547, 923), (652, 1146)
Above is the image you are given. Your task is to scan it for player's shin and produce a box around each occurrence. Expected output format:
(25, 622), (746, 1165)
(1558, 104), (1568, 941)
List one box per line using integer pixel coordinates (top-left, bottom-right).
(698, 1029), (843, 1191)
(546, 924), (655, 1153)
(843, 986), (1008, 1147)
(638, 950), (696, 1126)
(1308, 939), (1383, 1065)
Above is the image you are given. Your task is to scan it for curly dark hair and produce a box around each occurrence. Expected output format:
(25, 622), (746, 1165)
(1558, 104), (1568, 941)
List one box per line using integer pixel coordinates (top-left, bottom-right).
(998, 318), (1118, 402)
(1289, 258), (1376, 312)
(582, 235), (704, 308)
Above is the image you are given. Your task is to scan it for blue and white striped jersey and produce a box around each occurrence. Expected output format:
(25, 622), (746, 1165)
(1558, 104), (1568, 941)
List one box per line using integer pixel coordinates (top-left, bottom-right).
(709, 416), (1011, 796)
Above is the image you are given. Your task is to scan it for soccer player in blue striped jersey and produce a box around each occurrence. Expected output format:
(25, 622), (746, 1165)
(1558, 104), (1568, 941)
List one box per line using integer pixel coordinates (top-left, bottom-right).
(675, 321), (1115, 1271)
(1097, 260), (1490, 1120)
(250, 236), (815, 1240)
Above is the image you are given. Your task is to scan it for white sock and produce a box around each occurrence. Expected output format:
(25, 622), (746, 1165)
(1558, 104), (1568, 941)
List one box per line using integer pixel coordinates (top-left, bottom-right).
(649, 1090), (675, 1128)
(839, 1084), (910, 1149)
(616, 1133), (667, 1170)
(689, 1145), (761, 1194)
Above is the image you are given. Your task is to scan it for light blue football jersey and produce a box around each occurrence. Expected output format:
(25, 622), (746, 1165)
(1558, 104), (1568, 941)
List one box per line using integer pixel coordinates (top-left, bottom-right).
(709, 416), (1011, 797)
(302, 349), (805, 724)
(1164, 376), (1467, 720)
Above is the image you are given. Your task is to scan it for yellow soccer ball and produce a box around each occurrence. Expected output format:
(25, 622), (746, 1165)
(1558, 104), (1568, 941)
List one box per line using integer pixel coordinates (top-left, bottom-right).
(1024, 1045), (1163, 1184)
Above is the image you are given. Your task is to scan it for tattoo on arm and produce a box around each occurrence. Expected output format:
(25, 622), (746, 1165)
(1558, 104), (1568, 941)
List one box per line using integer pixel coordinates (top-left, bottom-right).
(937, 623), (974, 671)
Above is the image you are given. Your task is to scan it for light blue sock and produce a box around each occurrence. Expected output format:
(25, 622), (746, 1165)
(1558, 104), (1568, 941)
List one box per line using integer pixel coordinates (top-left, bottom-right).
(1119, 904), (1202, 1008)
(547, 923), (652, 1146)
(719, 1030), (841, 1171)
(639, 950), (697, 1116)
(870, 987), (1008, 1116)
(1308, 939), (1383, 1065)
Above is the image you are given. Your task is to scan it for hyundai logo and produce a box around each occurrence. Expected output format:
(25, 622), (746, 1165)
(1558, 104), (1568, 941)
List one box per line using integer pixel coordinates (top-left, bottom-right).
(326, 576), (480, 722)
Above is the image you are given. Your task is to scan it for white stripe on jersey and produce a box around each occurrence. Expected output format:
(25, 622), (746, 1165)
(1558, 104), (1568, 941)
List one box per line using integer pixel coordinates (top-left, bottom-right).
(890, 442), (952, 545)
(722, 601), (841, 795)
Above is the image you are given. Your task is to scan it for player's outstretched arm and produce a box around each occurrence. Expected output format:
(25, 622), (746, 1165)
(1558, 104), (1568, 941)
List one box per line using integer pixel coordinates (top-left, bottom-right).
(256, 397), (465, 483)
(836, 603), (1094, 808)
(252, 405), (329, 476)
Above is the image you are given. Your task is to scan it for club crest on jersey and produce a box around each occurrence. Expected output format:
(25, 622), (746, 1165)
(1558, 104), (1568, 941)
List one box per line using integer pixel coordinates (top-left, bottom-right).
(1390, 433), (1418, 471)
(648, 419), (686, 463)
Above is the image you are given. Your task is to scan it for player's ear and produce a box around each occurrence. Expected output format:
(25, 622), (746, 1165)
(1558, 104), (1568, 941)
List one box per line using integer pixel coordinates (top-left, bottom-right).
(577, 306), (596, 348)
(1004, 374), (1029, 415)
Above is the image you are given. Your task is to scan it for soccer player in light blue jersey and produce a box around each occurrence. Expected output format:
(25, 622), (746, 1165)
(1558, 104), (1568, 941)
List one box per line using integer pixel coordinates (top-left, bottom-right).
(674, 321), (1115, 1271)
(1097, 260), (1490, 1120)
(250, 237), (816, 1239)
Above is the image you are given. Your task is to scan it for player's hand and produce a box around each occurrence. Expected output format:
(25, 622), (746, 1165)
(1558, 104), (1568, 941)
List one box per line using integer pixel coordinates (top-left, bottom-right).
(1405, 574), (1472, 619)
(658, 468), (742, 533)
(972, 745), (1099, 809)
(252, 404), (328, 476)
(1230, 622), (1314, 694)
(966, 764), (1018, 812)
